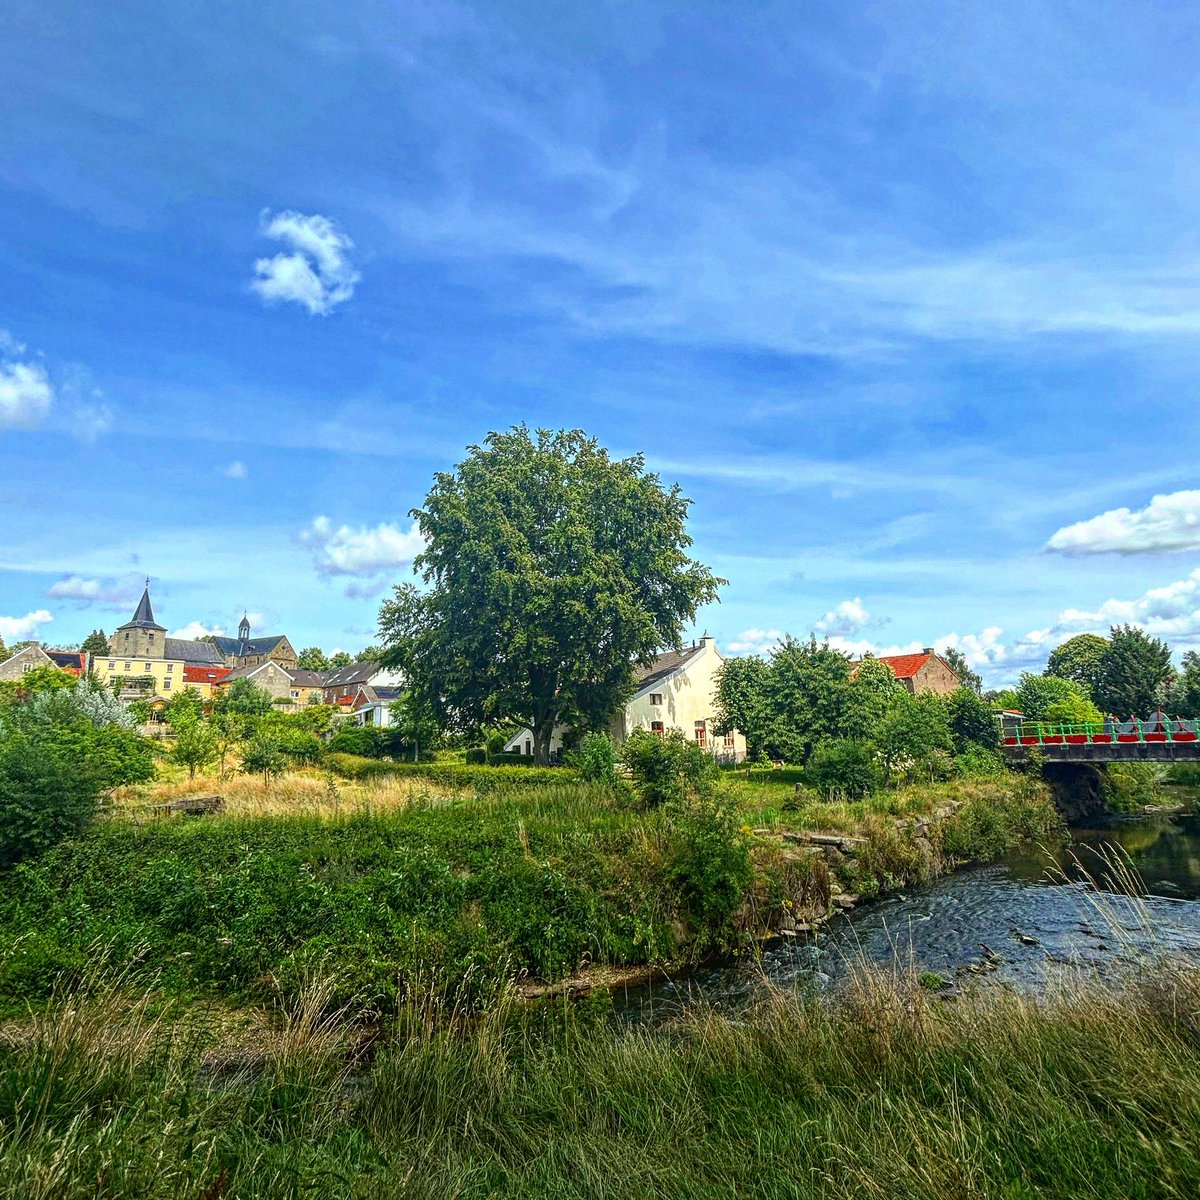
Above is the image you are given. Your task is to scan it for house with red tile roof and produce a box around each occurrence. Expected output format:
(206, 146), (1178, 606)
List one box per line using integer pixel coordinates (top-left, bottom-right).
(856, 647), (960, 696)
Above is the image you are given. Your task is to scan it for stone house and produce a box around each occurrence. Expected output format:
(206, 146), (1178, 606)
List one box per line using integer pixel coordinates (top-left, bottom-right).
(210, 615), (298, 671)
(215, 659), (294, 704)
(0, 644), (88, 681)
(504, 635), (748, 763)
(866, 649), (960, 696)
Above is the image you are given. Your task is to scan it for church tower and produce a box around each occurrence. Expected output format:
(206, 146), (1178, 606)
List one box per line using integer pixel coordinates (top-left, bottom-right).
(238, 613), (251, 650)
(111, 580), (167, 660)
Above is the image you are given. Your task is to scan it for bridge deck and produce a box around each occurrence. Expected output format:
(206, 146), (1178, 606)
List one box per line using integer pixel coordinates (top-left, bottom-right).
(1001, 718), (1200, 763)
(1003, 741), (1200, 763)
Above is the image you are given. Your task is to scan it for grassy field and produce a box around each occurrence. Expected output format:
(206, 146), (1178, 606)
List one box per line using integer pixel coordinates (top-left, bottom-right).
(2, 961), (1198, 1198)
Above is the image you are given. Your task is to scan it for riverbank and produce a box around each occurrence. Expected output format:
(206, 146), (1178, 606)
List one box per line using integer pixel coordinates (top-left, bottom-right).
(0, 769), (1061, 1017)
(3, 961), (1199, 1198)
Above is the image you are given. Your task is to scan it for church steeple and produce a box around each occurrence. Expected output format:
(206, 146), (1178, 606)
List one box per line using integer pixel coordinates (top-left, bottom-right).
(114, 578), (166, 660)
(238, 613), (251, 646)
(123, 579), (166, 632)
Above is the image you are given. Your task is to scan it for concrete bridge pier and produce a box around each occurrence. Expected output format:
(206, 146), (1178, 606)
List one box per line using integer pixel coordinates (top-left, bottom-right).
(1041, 762), (1105, 824)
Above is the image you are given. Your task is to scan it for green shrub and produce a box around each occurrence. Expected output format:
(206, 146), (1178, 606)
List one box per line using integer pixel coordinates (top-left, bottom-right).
(241, 735), (287, 780)
(1101, 763), (1163, 812)
(668, 795), (752, 947)
(323, 754), (574, 792)
(464, 747), (487, 765)
(327, 726), (385, 758)
(571, 732), (619, 787)
(0, 729), (102, 870)
(622, 729), (717, 808)
(487, 751), (534, 766)
(1166, 762), (1200, 787)
(804, 740), (881, 798)
(954, 747), (1007, 778)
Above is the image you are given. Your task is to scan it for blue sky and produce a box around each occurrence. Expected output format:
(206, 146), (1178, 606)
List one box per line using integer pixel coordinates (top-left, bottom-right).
(3, 0), (1200, 684)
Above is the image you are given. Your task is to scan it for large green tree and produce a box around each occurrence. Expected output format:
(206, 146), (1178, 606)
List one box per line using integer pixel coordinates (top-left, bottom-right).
(1094, 624), (1173, 716)
(296, 646), (331, 671)
(1014, 673), (1087, 721)
(713, 655), (770, 759)
(80, 629), (110, 657)
(757, 637), (857, 763)
(1168, 651), (1200, 716)
(1045, 633), (1108, 698)
(378, 427), (723, 763)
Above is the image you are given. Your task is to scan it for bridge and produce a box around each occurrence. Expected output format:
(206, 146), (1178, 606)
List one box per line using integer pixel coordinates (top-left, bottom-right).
(1001, 715), (1200, 763)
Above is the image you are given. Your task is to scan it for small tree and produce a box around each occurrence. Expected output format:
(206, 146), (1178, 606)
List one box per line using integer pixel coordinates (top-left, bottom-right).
(759, 636), (857, 763)
(572, 731), (619, 786)
(296, 646), (332, 671)
(947, 687), (999, 754)
(713, 655), (769, 759)
(805, 740), (882, 798)
(242, 735), (285, 780)
(213, 678), (274, 723)
(328, 651), (353, 668)
(80, 629), (110, 658)
(1014, 673), (1087, 721)
(622, 729), (716, 807)
(1094, 624), (1173, 716)
(844, 655), (905, 740)
(876, 693), (953, 785)
(170, 720), (219, 780)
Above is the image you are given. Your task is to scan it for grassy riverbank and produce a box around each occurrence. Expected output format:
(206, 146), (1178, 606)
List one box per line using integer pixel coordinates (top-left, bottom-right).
(0, 770), (1061, 1016)
(3, 962), (1199, 1199)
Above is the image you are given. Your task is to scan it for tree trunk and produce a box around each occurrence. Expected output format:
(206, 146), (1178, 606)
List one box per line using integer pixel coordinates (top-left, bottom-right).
(533, 721), (554, 767)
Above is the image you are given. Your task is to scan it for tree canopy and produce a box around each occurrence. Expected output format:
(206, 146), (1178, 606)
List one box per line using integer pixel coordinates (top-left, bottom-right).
(378, 426), (723, 763)
(296, 646), (331, 671)
(1094, 625), (1173, 716)
(941, 647), (982, 694)
(80, 630), (110, 657)
(1045, 633), (1108, 698)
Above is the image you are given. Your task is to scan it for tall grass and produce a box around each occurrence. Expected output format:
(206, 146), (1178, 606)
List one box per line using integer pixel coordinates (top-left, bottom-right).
(3, 962), (1199, 1198)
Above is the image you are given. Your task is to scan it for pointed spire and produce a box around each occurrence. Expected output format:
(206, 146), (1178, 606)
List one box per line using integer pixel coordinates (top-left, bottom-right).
(122, 581), (166, 631)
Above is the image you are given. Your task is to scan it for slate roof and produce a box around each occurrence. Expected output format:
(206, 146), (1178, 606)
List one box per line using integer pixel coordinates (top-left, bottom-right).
(289, 669), (328, 688)
(119, 586), (166, 632)
(219, 660), (291, 683)
(164, 638), (226, 665)
(210, 634), (288, 658)
(371, 686), (404, 702)
(322, 660), (381, 688)
(632, 645), (703, 693)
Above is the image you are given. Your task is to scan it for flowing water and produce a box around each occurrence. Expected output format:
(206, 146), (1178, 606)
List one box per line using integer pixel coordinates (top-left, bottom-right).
(618, 810), (1200, 1021)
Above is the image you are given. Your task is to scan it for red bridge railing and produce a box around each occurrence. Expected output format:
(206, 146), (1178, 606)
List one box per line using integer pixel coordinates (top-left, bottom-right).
(1001, 714), (1199, 748)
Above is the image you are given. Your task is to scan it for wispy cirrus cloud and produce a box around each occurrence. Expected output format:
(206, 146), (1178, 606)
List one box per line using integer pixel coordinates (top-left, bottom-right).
(1047, 490), (1200, 555)
(251, 210), (360, 315)
(0, 332), (53, 431)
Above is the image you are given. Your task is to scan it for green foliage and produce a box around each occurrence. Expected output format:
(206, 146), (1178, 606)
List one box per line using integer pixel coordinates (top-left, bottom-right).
(941, 646), (983, 693)
(947, 686), (1000, 754)
(242, 735), (287, 780)
(79, 629), (110, 657)
(169, 720), (218, 780)
(464, 746), (487, 765)
(1014, 673), (1088, 721)
(485, 729), (509, 756)
(622, 729), (717, 808)
(328, 651), (353, 668)
(1042, 694), (1104, 727)
(323, 754), (571, 791)
(668, 795), (752, 945)
(0, 663), (75, 709)
(487, 751), (536, 766)
(1101, 763), (1163, 812)
(804, 740), (882, 797)
(713, 654), (770, 758)
(212, 678), (274, 720)
(1167, 651), (1200, 717)
(759, 636), (858, 763)
(876, 693), (953, 784)
(1045, 633), (1108, 697)
(296, 646), (331, 671)
(1094, 624), (1173, 716)
(327, 725), (385, 758)
(0, 729), (102, 870)
(162, 687), (204, 729)
(378, 426), (723, 763)
(571, 732), (619, 786)
(953, 747), (1007, 778)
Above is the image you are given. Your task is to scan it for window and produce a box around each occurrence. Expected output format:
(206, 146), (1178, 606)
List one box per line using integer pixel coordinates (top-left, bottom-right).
(108, 660), (115, 670)
(290, 690), (299, 699)
(724, 730), (735, 749)
(163, 679), (171, 690)
(166, 663), (173, 673)
(144, 663), (152, 672)
(148, 632), (154, 643)
(21, 663), (32, 674)
(650, 721), (665, 737)
(649, 693), (663, 706)
(124, 662), (132, 671)
(694, 721), (707, 749)
(525, 740), (532, 756)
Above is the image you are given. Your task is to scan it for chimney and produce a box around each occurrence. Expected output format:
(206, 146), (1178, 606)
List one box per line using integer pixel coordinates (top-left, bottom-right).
(922, 647), (935, 656)
(700, 632), (713, 647)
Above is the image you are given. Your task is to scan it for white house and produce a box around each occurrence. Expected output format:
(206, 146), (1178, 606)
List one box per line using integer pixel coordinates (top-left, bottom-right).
(349, 684), (405, 727)
(504, 635), (747, 762)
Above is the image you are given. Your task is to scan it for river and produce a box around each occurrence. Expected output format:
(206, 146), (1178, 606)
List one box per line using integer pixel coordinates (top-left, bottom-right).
(618, 810), (1200, 1020)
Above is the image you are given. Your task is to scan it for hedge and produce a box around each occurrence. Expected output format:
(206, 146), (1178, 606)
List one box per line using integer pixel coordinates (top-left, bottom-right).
(324, 754), (575, 791)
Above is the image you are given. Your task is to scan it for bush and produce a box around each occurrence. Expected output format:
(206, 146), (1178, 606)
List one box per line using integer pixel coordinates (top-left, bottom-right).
(623, 729), (718, 808)
(571, 732), (619, 787)
(804, 740), (881, 798)
(954, 747), (1007, 778)
(488, 751), (535, 766)
(323, 754), (574, 792)
(669, 795), (753, 947)
(327, 726), (385, 758)
(0, 729), (101, 869)
(242, 736), (287, 780)
(1101, 763), (1163, 812)
(465, 747), (487, 765)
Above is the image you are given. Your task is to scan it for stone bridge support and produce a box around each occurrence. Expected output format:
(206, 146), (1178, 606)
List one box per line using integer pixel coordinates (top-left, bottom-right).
(1041, 762), (1105, 824)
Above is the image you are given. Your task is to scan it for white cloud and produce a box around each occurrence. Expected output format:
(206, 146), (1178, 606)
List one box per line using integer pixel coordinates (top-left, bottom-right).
(66, 401), (114, 442)
(0, 360), (54, 431)
(726, 628), (786, 656)
(45, 573), (144, 609)
(223, 460), (248, 479)
(168, 620), (225, 640)
(1046, 490), (1200, 555)
(814, 597), (872, 637)
(251, 210), (360, 315)
(0, 610), (53, 643)
(299, 516), (424, 594)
